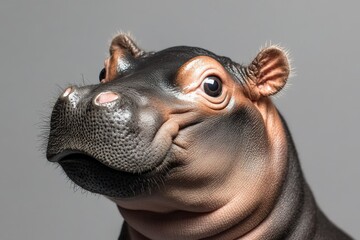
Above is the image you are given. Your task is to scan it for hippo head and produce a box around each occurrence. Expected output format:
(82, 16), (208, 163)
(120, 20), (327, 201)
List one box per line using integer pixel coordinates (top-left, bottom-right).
(47, 33), (291, 238)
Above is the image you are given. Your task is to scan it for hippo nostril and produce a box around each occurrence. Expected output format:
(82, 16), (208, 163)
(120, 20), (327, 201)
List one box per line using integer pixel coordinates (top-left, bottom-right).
(62, 87), (73, 98)
(94, 91), (120, 105)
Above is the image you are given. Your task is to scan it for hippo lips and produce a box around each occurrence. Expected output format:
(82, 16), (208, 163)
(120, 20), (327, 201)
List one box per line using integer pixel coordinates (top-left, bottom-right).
(48, 150), (179, 198)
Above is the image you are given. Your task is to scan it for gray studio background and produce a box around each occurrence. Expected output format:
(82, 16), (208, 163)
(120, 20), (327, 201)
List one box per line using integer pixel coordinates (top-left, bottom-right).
(1, 1), (359, 239)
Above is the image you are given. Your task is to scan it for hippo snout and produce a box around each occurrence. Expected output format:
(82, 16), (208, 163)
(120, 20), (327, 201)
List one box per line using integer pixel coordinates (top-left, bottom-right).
(46, 82), (178, 197)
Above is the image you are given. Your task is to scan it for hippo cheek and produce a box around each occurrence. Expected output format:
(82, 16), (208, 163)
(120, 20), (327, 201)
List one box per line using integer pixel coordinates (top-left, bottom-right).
(176, 106), (268, 166)
(152, 111), (271, 215)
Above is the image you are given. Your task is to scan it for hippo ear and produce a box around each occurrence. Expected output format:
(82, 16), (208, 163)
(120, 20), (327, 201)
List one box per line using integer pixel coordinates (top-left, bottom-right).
(110, 33), (146, 58)
(246, 46), (290, 98)
(101, 34), (147, 83)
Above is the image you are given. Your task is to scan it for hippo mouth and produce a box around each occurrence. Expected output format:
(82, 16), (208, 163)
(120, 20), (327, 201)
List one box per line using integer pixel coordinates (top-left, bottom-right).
(48, 150), (177, 198)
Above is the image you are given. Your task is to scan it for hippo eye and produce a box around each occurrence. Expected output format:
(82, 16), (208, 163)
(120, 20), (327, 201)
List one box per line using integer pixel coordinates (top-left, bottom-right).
(99, 68), (106, 82)
(202, 76), (222, 97)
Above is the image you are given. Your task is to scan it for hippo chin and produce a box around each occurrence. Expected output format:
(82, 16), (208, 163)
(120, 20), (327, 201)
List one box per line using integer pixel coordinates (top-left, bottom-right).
(46, 34), (352, 239)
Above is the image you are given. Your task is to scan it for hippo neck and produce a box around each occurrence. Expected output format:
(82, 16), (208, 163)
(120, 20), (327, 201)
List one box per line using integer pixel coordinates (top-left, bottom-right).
(251, 117), (352, 240)
(241, 116), (319, 239)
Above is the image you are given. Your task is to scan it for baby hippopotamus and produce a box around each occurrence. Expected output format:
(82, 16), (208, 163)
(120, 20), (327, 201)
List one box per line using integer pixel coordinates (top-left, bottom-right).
(46, 33), (352, 239)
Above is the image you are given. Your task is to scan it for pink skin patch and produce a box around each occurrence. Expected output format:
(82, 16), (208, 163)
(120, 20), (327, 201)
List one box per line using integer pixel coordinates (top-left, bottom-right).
(94, 91), (119, 105)
(62, 87), (73, 98)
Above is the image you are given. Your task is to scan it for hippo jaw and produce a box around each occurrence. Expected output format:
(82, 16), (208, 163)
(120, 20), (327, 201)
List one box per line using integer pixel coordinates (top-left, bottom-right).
(47, 149), (179, 198)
